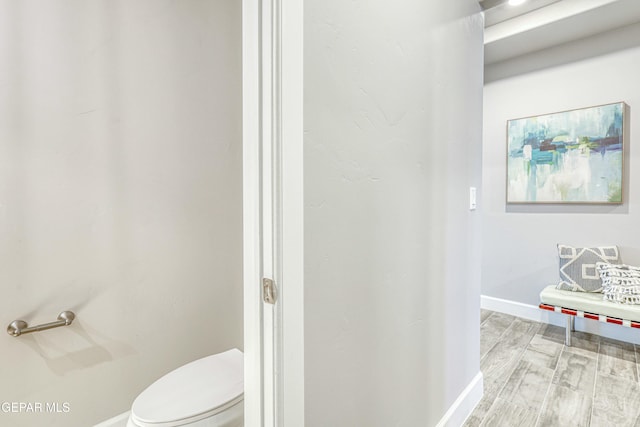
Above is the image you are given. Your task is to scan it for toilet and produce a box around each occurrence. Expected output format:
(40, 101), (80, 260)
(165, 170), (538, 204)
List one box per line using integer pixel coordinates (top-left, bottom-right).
(126, 348), (243, 427)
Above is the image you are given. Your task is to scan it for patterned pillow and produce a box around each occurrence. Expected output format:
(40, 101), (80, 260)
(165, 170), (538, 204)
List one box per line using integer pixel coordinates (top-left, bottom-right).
(597, 262), (640, 304)
(556, 245), (620, 292)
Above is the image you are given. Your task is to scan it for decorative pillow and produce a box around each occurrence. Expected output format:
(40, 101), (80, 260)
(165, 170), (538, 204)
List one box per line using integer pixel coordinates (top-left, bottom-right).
(597, 262), (640, 304)
(556, 245), (620, 292)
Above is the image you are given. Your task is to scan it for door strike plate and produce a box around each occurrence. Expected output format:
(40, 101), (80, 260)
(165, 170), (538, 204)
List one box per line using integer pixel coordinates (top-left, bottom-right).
(262, 278), (277, 304)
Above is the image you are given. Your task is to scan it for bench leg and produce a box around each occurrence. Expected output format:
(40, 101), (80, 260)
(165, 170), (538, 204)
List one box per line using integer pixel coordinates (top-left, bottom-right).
(570, 315), (575, 332)
(565, 315), (572, 346)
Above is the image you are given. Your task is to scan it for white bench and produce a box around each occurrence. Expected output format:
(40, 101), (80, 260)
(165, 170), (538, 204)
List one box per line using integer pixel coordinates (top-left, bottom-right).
(539, 285), (640, 346)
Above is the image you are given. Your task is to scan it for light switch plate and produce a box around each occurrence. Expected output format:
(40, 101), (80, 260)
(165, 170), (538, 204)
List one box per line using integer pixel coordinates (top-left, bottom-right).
(470, 187), (477, 210)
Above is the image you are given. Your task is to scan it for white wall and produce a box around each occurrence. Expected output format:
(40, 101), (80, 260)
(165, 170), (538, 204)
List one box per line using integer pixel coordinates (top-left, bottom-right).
(303, 1), (484, 425)
(483, 23), (640, 305)
(0, 1), (242, 426)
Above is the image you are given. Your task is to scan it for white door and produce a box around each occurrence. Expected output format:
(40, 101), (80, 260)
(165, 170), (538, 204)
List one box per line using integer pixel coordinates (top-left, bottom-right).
(242, 1), (304, 426)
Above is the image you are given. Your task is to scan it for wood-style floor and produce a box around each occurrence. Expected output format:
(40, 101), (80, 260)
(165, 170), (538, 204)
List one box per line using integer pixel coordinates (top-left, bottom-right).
(463, 309), (640, 427)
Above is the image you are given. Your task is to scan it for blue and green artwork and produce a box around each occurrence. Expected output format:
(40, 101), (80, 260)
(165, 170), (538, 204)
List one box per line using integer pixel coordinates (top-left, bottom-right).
(507, 102), (624, 203)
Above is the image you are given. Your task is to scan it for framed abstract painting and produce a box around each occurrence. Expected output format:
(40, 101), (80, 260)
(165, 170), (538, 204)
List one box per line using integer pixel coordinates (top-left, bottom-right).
(506, 102), (625, 204)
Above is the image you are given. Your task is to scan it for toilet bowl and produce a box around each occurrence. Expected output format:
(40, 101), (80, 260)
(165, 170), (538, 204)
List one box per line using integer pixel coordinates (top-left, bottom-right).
(127, 348), (243, 427)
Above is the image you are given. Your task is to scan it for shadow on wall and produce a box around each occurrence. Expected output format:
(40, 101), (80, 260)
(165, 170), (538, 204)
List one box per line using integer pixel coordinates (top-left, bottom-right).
(15, 321), (135, 377)
(498, 263), (559, 302)
(506, 203), (628, 214)
(485, 21), (640, 83)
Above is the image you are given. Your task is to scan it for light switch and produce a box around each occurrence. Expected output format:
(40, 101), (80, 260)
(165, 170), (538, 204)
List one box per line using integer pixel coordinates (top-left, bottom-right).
(469, 187), (477, 210)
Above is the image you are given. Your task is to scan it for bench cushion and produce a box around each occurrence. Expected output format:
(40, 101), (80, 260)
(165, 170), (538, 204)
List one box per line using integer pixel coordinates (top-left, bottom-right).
(540, 285), (640, 323)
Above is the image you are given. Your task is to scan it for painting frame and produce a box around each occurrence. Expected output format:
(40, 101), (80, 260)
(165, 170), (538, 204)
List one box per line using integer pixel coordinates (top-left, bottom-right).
(506, 102), (626, 205)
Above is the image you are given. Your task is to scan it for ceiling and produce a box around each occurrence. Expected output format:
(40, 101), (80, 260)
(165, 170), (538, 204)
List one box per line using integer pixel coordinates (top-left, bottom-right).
(482, 0), (562, 27)
(482, 0), (640, 65)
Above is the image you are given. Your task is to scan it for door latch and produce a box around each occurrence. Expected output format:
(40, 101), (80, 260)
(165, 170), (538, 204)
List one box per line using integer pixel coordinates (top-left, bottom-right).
(262, 278), (277, 304)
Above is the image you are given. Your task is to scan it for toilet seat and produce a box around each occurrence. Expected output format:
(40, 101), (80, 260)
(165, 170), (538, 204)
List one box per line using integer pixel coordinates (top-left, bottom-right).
(130, 349), (243, 427)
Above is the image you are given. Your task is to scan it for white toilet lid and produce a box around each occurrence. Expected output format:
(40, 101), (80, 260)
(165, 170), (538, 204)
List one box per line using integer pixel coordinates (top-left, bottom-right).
(131, 348), (243, 427)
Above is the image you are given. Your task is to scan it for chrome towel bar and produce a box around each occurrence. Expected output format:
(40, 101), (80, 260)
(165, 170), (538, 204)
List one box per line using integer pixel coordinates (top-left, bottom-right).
(7, 311), (75, 337)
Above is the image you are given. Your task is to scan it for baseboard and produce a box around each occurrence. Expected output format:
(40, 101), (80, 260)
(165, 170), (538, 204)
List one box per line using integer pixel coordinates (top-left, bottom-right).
(435, 371), (483, 427)
(481, 294), (640, 345)
(93, 411), (129, 427)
